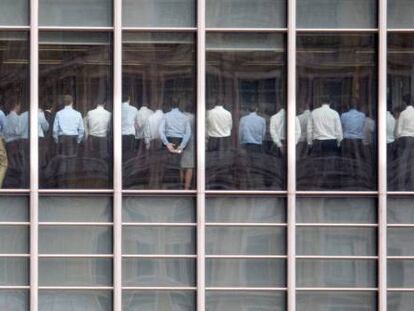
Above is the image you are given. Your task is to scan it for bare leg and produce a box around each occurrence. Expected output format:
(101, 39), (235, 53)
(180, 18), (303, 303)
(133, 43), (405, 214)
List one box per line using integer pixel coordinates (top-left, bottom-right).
(184, 168), (193, 190)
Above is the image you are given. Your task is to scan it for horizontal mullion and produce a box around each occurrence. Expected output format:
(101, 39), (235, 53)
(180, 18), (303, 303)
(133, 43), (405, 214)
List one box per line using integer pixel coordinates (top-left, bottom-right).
(388, 288), (414, 292)
(296, 28), (378, 32)
(296, 191), (378, 196)
(38, 189), (113, 194)
(39, 222), (113, 226)
(38, 254), (113, 258)
(123, 222), (196, 227)
(205, 190), (287, 195)
(387, 29), (414, 32)
(0, 26), (30, 30)
(296, 223), (377, 227)
(39, 286), (113, 290)
(387, 191), (414, 196)
(0, 189), (30, 193)
(122, 286), (196, 291)
(206, 28), (287, 32)
(296, 255), (378, 260)
(0, 286), (30, 290)
(0, 222), (30, 226)
(0, 254), (30, 257)
(38, 26), (113, 31)
(206, 255), (286, 259)
(388, 256), (414, 260)
(206, 287), (286, 291)
(387, 224), (414, 227)
(122, 254), (196, 258)
(297, 287), (378, 291)
(122, 27), (197, 32)
(206, 223), (286, 227)
(122, 190), (196, 195)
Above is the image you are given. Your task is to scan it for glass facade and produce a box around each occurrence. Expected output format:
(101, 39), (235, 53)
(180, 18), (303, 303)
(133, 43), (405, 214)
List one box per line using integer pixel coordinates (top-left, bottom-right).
(0, 0), (411, 311)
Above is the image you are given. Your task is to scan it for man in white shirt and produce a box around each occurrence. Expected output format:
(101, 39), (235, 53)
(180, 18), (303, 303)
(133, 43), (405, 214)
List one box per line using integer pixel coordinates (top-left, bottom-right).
(85, 103), (112, 160)
(297, 105), (311, 159)
(121, 95), (138, 162)
(307, 101), (343, 156)
(135, 105), (153, 154)
(206, 103), (233, 151)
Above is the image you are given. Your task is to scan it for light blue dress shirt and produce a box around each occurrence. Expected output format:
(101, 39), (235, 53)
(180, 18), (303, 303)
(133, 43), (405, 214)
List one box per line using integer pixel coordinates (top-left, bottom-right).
(341, 109), (366, 140)
(20, 111), (50, 139)
(239, 112), (266, 145)
(53, 106), (84, 143)
(4, 111), (22, 143)
(121, 102), (138, 136)
(159, 108), (192, 149)
(0, 109), (7, 138)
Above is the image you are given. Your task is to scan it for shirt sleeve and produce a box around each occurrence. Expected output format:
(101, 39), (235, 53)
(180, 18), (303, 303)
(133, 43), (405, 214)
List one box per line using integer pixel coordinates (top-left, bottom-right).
(238, 118), (244, 144)
(335, 113), (343, 143)
(270, 116), (282, 147)
(159, 117), (169, 146)
(77, 114), (85, 143)
(180, 118), (192, 149)
(144, 120), (151, 145)
(52, 114), (59, 143)
(307, 114), (313, 145)
(396, 114), (404, 138)
(295, 117), (301, 144)
(39, 112), (49, 133)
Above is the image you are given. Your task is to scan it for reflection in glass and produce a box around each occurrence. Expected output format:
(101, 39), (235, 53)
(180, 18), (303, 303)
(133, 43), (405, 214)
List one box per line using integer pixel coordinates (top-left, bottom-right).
(388, 197), (414, 224)
(0, 1), (28, 26)
(297, 227), (376, 256)
(122, 33), (196, 190)
(0, 196), (28, 222)
(123, 291), (195, 311)
(0, 226), (28, 254)
(297, 0), (377, 29)
(297, 259), (377, 288)
(0, 32), (29, 189)
(388, 292), (414, 311)
(388, 34), (414, 191)
(39, 258), (112, 286)
(206, 259), (286, 287)
(297, 197), (377, 224)
(388, 0), (414, 29)
(297, 292), (377, 311)
(0, 258), (29, 286)
(297, 33), (377, 190)
(0, 290), (28, 311)
(388, 260), (414, 288)
(206, 197), (286, 223)
(206, 0), (286, 28)
(389, 228), (414, 256)
(206, 33), (287, 190)
(39, 0), (112, 27)
(123, 258), (195, 287)
(123, 0), (195, 27)
(40, 290), (112, 311)
(206, 291), (286, 311)
(39, 32), (113, 189)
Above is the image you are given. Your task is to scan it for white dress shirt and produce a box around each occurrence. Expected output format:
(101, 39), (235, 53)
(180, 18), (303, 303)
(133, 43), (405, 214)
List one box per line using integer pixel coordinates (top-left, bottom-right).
(297, 109), (311, 143)
(85, 105), (111, 138)
(135, 106), (154, 139)
(269, 108), (301, 147)
(307, 104), (343, 145)
(387, 111), (396, 144)
(206, 105), (232, 137)
(144, 109), (164, 145)
(396, 105), (414, 138)
(121, 101), (138, 136)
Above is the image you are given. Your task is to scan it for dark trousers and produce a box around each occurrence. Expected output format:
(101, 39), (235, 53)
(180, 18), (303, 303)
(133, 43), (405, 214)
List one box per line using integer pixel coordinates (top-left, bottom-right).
(341, 138), (369, 188)
(309, 139), (339, 189)
(58, 135), (78, 156)
(395, 137), (414, 190)
(122, 135), (135, 162)
(206, 136), (233, 189)
(5, 139), (29, 188)
(87, 135), (110, 160)
(207, 136), (232, 152)
(241, 143), (263, 189)
(311, 139), (339, 157)
(163, 137), (183, 188)
(148, 140), (164, 188)
(267, 141), (286, 189)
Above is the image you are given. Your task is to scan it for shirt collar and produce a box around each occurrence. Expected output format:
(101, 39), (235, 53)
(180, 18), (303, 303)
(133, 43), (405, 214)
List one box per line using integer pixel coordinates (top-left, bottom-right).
(64, 105), (73, 110)
(249, 112), (257, 116)
(171, 108), (180, 112)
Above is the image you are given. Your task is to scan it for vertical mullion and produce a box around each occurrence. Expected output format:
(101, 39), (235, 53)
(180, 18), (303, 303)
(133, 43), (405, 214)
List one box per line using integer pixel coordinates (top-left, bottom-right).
(113, 0), (123, 309)
(197, 0), (206, 308)
(378, 0), (387, 310)
(287, 0), (296, 310)
(30, 0), (39, 309)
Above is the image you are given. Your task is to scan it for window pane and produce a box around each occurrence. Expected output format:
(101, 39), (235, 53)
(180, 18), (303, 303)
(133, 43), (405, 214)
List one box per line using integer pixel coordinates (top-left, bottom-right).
(39, 258), (112, 286)
(388, 0), (414, 29)
(122, 32), (196, 190)
(39, 0), (112, 27)
(297, 197), (377, 223)
(123, 197), (195, 223)
(39, 291), (112, 311)
(39, 32), (113, 189)
(388, 292), (414, 311)
(123, 258), (195, 287)
(0, 290), (28, 311)
(388, 228), (414, 256)
(297, 259), (377, 287)
(388, 197), (414, 224)
(123, 0), (195, 27)
(0, 196), (28, 222)
(39, 226), (112, 254)
(0, 1), (28, 26)
(388, 34), (414, 191)
(297, 33), (377, 191)
(123, 291), (195, 311)
(0, 32), (29, 189)
(206, 291), (286, 311)
(297, 292), (377, 311)
(206, 259), (286, 287)
(39, 196), (112, 222)
(388, 260), (414, 288)
(206, 33), (286, 190)
(297, 0), (377, 29)
(0, 258), (28, 286)
(0, 226), (28, 254)
(123, 227), (195, 254)
(207, 227), (286, 255)
(206, 0), (286, 28)
(206, 197), (286, 223)
(297, 227), (376, 256)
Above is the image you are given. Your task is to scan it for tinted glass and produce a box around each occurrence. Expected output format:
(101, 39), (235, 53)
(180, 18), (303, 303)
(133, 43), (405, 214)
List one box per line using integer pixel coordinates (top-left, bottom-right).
(0, 258), (28, 286)
(123, 291), (195, 311)
(39, 32), (113, 189)
(297, 33), (377, 191)
(0, 290), (27, 311)
(0, 32), (29, 189)
(122, 32), (196, 190)
(39, 0), (112, 27)
(297, 292), (377, 311)
(388, 197), (414, 224)
(206, 33), (286, 190)
(388, 0), (414, 29)
(388, 34), (414, 191)
(206, 0), (286, 28)
(388, 260), (414, 288)
(123, 0), (195, 27)
(0, 226), (28, 254)
(388, 292), (414, 311)
(297, 0), (377, 29)
(0, 1), (28, 26)
(0, 196), (28, 222)
(39, 290), (112, 311)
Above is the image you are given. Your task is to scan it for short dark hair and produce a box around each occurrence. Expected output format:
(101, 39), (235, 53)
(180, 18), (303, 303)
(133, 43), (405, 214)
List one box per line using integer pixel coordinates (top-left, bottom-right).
(249, 105), (258, 113)
(63, 95), (73, 106)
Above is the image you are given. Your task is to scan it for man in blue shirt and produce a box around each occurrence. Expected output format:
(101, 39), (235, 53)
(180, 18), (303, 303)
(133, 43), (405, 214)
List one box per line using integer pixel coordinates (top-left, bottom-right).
(0, 103), (7, 188)
(238, 105), (266, 189)
(52, 95), (84, 156)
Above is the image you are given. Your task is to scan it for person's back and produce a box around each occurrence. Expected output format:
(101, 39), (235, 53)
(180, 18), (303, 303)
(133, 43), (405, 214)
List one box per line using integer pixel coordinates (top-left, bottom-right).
(239, 111), (266, 145)
(308, 104), (342, 143)
(86, 105), (111, 138)
(53, 105), (84, 142)
(341, 108), (366, 140)
(121, 101), (138, 136)
(207, 105), (232, 138)
(396, 105), (414, 138)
